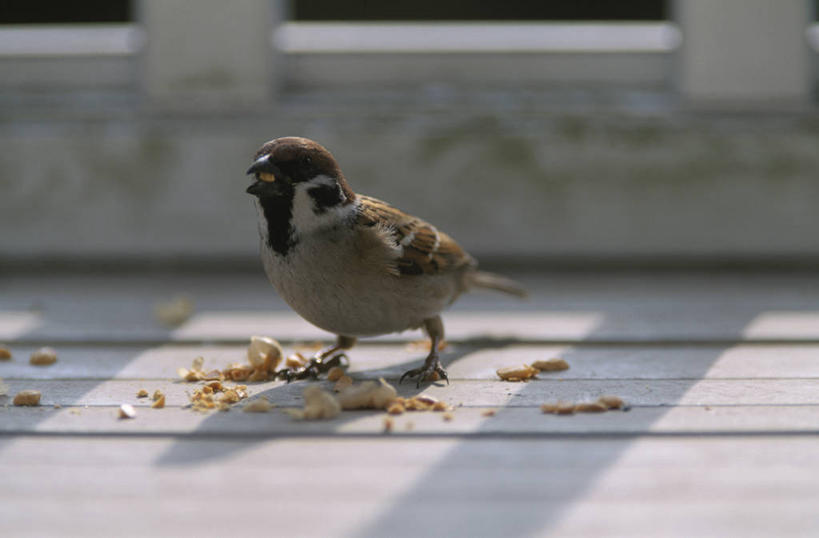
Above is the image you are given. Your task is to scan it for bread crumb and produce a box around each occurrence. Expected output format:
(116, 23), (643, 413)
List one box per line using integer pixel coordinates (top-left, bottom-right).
(481, 409), (496, 417)
(0, 346), (11, 360)
(574, 402), (607, 413)
(496, 364), (538, 382)
(327, 366), (345, 382)
(531, 358), (569, 372)
(383, 417), (394, 433)
(53, 404), (62, 409)
(298, 385), (341, 420)
(285, 353), (308, 369)
(336, 378), (397, 410)
(597, 395), (624, 410)
(151, 394), (166, 409)
(243, 397), (273, 413)
(333, 375), (353, 392)
(442, 412), (454, 422)
(152, 390), (164, 402)
(29, 347), (57, 366)
(178, 356), (213, 382)
(405, 421), (415, 431)
(541, 401), (575, 415)
(431, 401), (449, 412)
(247, 336), (283, 377)
(414, 394), (438, 405)
(137, 389), (149, 398)
(13, 390), (41, 406)
(154, 295), (194, 327)
(118, 403), (136, 419)
(387, 402), (405, 415)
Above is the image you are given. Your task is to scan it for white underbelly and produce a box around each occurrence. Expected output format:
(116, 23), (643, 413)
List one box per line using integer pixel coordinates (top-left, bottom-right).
(260, 234), (456, 337)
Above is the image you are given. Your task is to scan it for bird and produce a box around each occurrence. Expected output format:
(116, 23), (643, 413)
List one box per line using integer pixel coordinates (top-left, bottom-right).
(245, 136), (526, 387)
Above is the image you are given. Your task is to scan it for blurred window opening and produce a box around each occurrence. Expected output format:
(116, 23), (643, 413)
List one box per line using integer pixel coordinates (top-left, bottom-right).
(0, 0), (131, 24)
(292, 0), (667, 21)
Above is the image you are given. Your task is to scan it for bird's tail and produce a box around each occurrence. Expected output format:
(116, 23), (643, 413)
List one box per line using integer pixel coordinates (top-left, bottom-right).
(466, 271), (528, 299)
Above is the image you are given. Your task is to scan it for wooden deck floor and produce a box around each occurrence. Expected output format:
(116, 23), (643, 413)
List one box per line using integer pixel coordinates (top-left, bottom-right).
(1, 271), (818, 537)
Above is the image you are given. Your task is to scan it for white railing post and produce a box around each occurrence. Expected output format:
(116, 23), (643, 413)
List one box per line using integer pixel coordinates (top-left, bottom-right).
(138, 0), (279, 108)
(673, 0), (813, 105)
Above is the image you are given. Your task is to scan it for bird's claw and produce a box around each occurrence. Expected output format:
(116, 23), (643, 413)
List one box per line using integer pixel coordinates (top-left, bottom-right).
(399, 355), (449, 388)
(275, 351), (348, 383)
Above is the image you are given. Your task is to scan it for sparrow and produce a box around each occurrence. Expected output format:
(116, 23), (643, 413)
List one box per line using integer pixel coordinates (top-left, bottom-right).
(245, 136), (526, 387)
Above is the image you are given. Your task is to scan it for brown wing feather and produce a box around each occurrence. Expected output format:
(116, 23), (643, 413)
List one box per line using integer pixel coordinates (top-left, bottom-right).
(357, 196), (475, 277)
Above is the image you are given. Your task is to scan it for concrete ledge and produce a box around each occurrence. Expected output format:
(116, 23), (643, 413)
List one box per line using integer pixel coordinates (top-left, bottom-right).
(2, 98), (819, 263)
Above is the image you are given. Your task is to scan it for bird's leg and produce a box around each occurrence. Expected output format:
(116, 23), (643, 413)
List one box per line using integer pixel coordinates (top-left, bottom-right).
(399, 316), (449, 388)
(277, 335), (356, 382)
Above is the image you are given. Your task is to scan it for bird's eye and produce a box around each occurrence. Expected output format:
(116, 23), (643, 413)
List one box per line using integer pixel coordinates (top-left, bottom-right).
(303, 156), (312, 165)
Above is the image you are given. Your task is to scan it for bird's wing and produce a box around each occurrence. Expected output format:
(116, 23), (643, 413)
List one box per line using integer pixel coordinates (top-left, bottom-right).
(356, 195), (476, 277)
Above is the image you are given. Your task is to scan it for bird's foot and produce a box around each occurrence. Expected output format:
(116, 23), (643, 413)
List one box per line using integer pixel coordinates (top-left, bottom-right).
(275, 351), (348, 382)
(399, 353), (449, 389)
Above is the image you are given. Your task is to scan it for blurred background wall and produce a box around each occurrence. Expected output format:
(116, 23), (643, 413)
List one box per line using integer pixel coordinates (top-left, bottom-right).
(1, 0), (818, 269)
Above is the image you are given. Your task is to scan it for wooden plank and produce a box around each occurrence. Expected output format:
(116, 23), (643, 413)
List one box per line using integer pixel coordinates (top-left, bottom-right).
(0, 437), (816, 537)
(2, 343), (819, 381)
(2, 404), (818, 436)
(7, 309), (819, 343)
(2, 378), (818, 408)
(6, 272), (819, 343)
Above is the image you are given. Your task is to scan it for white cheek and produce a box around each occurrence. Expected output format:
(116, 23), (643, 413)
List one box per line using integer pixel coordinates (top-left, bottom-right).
(290, 176), (356, 236)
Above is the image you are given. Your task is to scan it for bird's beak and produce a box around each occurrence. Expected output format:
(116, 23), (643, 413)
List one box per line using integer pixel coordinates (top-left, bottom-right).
(246, 155), (281, 196)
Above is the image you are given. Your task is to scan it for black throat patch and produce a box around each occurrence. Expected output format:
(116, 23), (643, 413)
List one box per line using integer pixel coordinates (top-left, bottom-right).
(258, 195), (297, 257)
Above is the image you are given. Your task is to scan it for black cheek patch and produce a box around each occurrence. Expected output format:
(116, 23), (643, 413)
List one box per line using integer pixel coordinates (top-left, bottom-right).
(308, 184), (344, 213)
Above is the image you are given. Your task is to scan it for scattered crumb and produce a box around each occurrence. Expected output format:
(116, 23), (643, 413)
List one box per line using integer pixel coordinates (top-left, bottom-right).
(541, 402), (575, 415)
(387, 401), (405, 415)
(118, 403), (136, 419)
(151, 394), (166, 409)
(294, 385), (341, 420)
(69, 408), (81, 415)
(152, 390), (164, 402)
(29, 347), (57, 366)
(53, 404), (62, 409)
(189, 382), (248, 412)
(223, 364), (252, 382)
(531, 358), (569, 372)
(383, 417), (394, 433)
(442, 412), (454, 422)
(285, 353), (308, 369)
(154, 295), (194, 327)
(405, 421), (415, 431)
(243, 397), (273, 413)
(13, 390), (41, 406)
(496, 364), (538, 382)
(333, 375), (353, 392)
(327, 366), (345, 382)
(337, 378), (398, 410)
(137, 389), (149, 398)
(414, 394), (438, 405)
(481, 409), (496, 417)
(574, 402), (607, 413)
(247, 335), (283, 374)
(0, 346), (11, 360)
(431, 401), (449, 412)
(597, 395), (624, 410)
